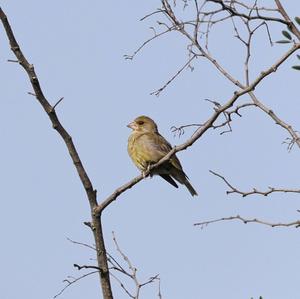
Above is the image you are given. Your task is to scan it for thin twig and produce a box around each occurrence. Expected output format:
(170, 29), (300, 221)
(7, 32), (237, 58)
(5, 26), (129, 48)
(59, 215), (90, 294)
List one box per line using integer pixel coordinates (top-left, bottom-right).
(53, 271), (99, 298)
(52, 97), (64, 111)
(67, 237), (96, 251)
(110, 232), (161, 298)
(110, 272), (135, 299)
(150, 54), (197, 96)
(140, 9), (165, 21)
(124, 27), (174, 60)
(171, 123), (204, 138)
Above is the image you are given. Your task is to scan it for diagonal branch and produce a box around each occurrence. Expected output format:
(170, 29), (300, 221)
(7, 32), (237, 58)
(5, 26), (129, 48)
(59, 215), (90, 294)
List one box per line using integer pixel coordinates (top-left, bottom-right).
(0, 9), (96, 205)
(95, 41), (300, 215)
(67, 237), (96, 251)
(150, 54), (197, 96)
(274, 0), (300, 40)
(54, 270), (99, 298)
(0, 7), (113, 299)
(124, 25), (174, 60)
(248, 93), (300, 149)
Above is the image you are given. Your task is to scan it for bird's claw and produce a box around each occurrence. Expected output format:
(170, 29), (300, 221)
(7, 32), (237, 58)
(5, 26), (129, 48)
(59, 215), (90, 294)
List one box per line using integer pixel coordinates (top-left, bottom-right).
(142, 164), (152, 178)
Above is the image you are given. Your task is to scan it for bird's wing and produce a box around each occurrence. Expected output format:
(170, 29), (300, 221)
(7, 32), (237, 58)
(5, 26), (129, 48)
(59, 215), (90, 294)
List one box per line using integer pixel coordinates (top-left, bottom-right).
(159, 174), (179, 188)
(137, 133), (183, 170)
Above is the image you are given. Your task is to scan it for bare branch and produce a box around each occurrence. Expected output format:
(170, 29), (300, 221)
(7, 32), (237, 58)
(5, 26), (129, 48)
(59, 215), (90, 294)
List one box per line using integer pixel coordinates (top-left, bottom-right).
(51, 97), (64, 111)
(140, 9), (165, 21)
(95, 41), (300, 215)
(275, 0), (300, 40)
(225, 102), (256, 118)
(158, 277), (162, 299)
(124, 26), (174, 60)
(109, 272), (136, 299)
(208, 0), (288, 25)
(210, 170), (300, 197)
(224, 1), (278, 12)
(74, 264), (100, 271)
(57, 233), (162, 299)
(67, 237), (96, 251)
(110, 232), (161, 299)
(112, 232), (137, 280)
(194, 215), (300, 228)
(0, 7), (113, 299)
(54, 270), (99, 299)
(208, 101), (256, 135)
(150, 54), (197, 96)
(171, 123), (204, 138)
(249, 93), (300, 149)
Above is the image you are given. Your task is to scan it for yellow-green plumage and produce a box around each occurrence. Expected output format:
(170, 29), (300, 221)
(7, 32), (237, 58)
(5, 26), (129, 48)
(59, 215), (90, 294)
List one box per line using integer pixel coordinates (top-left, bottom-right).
(127, 116), (198, 197)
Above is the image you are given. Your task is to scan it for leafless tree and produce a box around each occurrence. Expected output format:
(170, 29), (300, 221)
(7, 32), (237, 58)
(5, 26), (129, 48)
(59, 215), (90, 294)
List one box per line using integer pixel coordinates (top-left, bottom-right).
(1, 1), (300, 298)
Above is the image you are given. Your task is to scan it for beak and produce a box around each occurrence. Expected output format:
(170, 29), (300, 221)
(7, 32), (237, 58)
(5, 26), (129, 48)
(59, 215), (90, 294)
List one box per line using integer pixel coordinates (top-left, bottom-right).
(127, 122), (136, 129)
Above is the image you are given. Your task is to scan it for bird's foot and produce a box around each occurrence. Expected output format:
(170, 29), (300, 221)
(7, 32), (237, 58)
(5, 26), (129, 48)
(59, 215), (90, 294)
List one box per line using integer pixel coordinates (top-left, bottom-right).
(146, 164), (151, 172)
(142, 164), (152, 178)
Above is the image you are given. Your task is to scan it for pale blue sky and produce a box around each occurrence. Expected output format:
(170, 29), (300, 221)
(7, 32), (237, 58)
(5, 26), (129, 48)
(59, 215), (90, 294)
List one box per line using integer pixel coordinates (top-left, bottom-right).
(1, 1), (300, 299)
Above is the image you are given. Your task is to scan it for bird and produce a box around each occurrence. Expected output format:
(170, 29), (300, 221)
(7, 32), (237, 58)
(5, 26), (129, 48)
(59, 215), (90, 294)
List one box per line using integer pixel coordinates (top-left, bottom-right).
(127, 115), (198, 196)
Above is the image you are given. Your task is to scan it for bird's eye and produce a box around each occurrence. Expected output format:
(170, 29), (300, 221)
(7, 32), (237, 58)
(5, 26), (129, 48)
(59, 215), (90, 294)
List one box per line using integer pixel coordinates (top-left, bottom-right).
(137, 121), (144, 125)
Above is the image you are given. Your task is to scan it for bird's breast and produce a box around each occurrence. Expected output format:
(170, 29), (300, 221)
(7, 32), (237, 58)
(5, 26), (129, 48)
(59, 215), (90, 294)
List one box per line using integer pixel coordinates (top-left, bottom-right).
(128, 133), (148, 171)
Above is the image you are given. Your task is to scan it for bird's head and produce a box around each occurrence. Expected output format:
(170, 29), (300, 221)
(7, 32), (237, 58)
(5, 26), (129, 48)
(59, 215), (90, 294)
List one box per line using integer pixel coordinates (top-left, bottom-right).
(127, 115), (158, 133)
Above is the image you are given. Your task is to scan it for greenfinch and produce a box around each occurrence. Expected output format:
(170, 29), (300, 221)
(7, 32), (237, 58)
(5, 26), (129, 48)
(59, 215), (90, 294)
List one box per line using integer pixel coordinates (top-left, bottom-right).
(127, 116), (198, 197)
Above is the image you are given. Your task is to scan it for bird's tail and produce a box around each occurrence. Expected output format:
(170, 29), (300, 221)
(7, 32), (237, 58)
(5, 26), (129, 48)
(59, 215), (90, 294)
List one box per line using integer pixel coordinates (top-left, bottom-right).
(184, 180), (198, 197)
(170, 167), (198, 197)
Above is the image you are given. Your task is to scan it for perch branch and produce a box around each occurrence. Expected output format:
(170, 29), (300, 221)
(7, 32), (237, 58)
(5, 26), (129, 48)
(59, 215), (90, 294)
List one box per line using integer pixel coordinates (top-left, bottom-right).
(95, 41), (300, 215)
